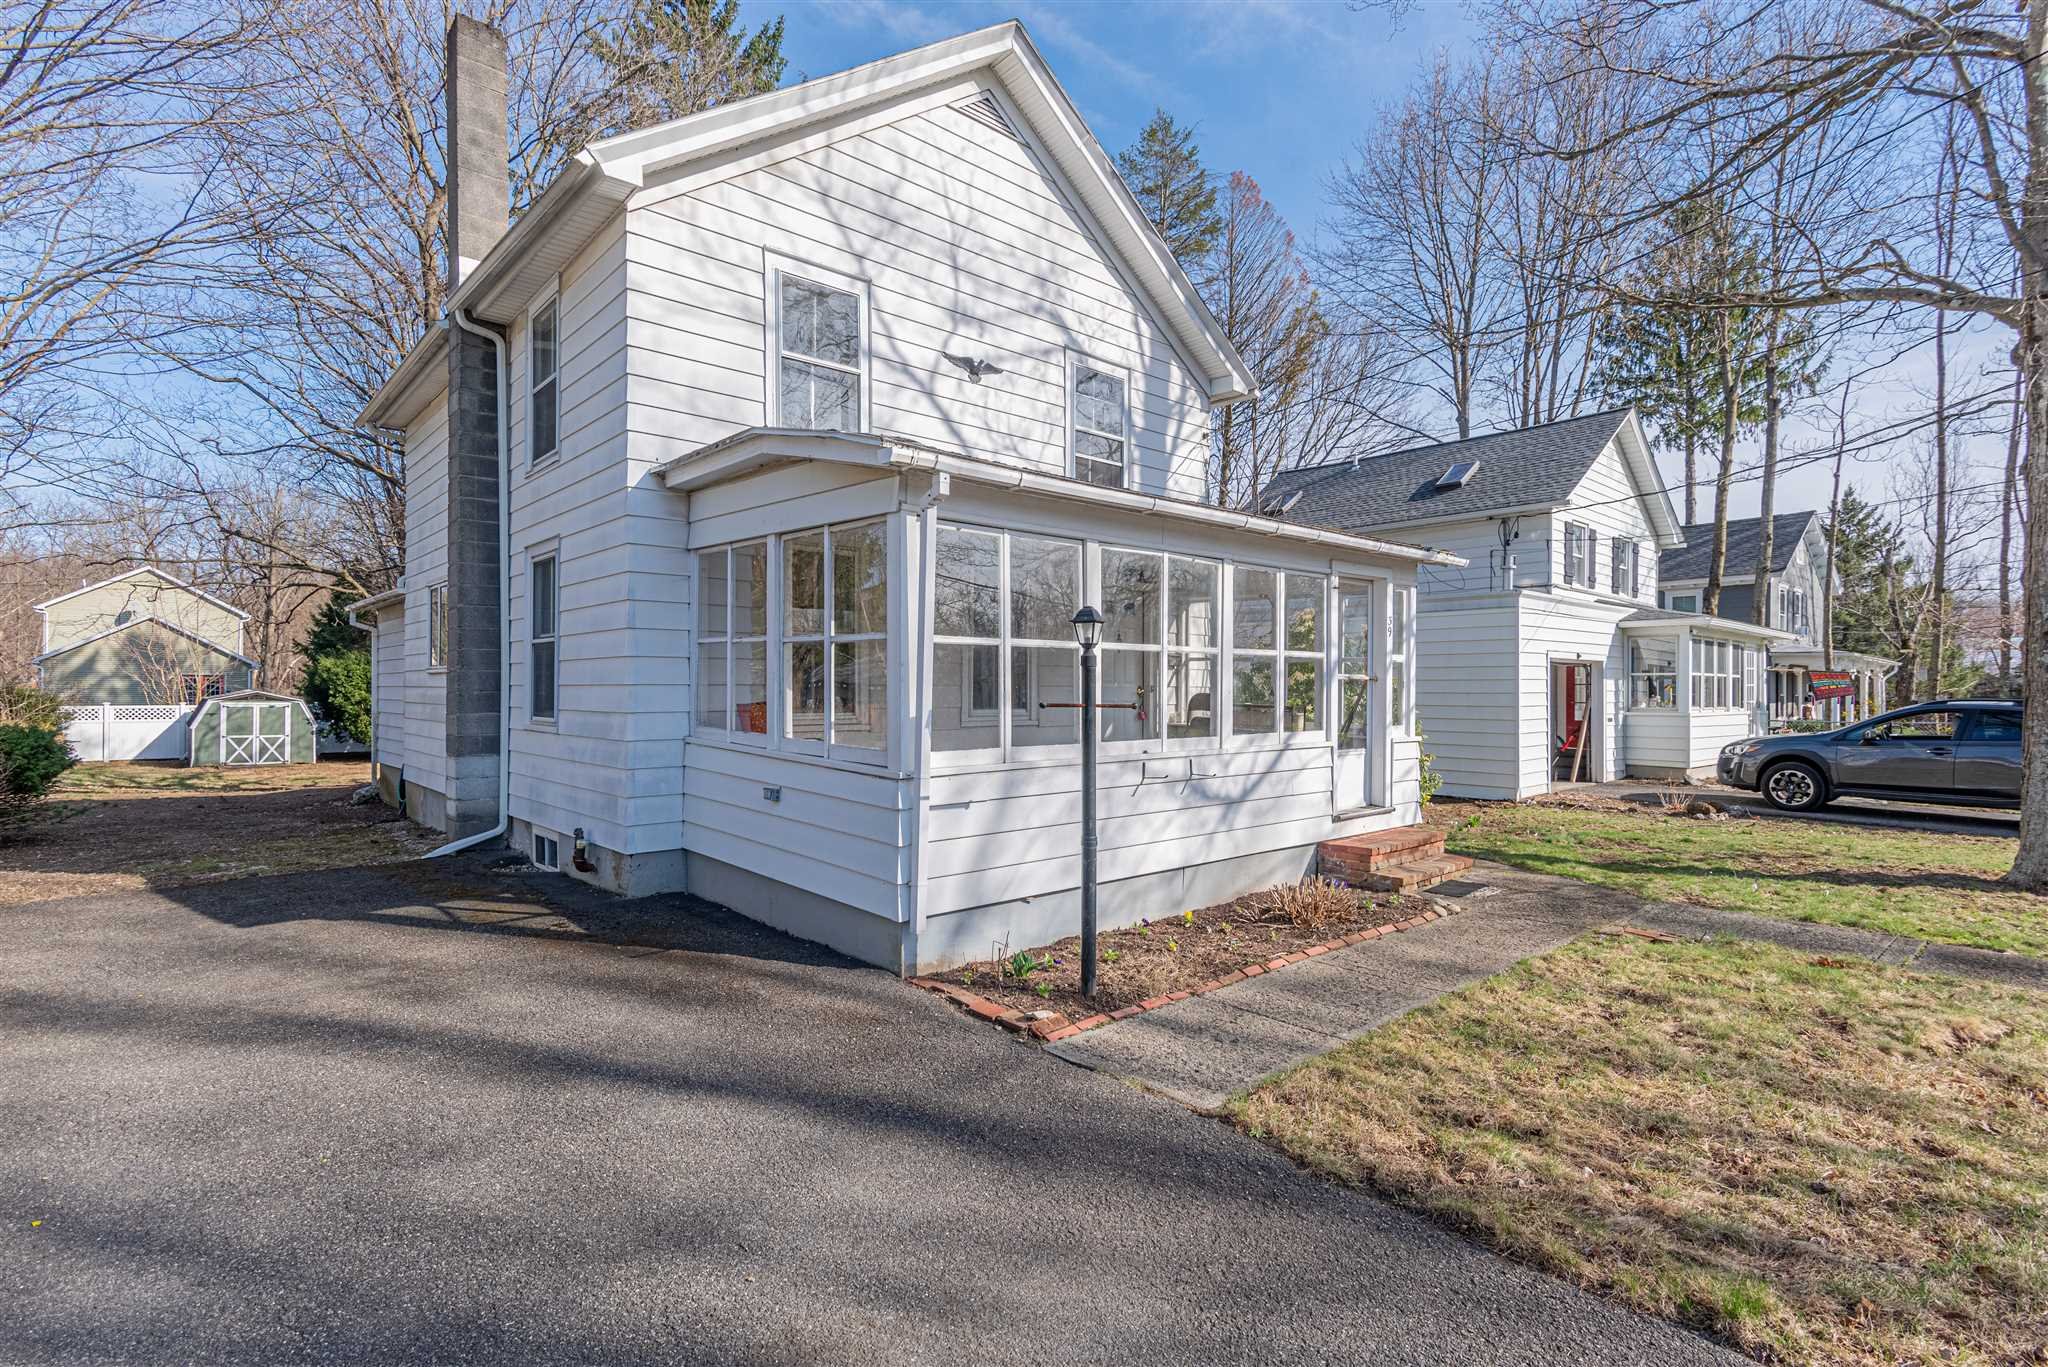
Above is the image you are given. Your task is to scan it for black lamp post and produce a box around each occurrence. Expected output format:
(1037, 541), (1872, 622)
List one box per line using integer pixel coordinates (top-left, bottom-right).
(1071, 604), (1104, 998)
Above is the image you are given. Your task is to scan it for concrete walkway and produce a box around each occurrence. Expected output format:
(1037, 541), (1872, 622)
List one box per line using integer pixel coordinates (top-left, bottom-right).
(1049, 861), (2048, 1110)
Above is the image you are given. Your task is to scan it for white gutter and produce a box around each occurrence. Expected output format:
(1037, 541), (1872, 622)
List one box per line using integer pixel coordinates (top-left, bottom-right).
(426, 307), (512, 861)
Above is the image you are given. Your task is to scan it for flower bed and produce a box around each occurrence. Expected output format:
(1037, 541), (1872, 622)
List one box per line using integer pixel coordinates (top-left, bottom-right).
(939, 881), (1410, 1020)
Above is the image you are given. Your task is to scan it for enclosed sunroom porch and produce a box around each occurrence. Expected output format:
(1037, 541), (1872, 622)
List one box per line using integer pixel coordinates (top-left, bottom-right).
(1619, 610), (1797, 781)
(655, 429), (1460, 974)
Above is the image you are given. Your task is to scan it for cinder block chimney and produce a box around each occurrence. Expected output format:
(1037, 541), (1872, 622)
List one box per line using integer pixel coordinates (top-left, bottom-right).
(442, 16), (509, 839)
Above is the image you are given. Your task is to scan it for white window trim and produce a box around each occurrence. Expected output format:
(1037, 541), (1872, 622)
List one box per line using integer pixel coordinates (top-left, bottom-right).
(1628, 638), (1678, 710)
(1387, 585), (1413, 737)
(1067, 351), (1133, 489)
(528, 280), (562, 468)
(765, 253), (871, 434)
(696, 521), (892, 767)
(1223, 562), (1327, 746)
(1096, 544), (1226, 754)
(931, 521), (1084, 769)
(531, 830), (560, 871)
(427, 582), (450, 672)
(528, 547), (560, 724)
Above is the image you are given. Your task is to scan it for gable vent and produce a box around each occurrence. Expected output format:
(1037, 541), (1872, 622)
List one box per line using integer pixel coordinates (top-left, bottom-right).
(1435, 460), (1479, 490)
(954, 93), (1021, 142)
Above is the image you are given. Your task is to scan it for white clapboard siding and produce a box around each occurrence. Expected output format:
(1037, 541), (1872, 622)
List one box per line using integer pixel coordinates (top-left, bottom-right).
(622, 97), (1213, 502)
(1411, 596), (1524, 800)
(1624, 709), (1690, 770)
(1515, 594), (1635, 790)
(372, 613), (406, 769)
(1551, 438), (1660, 603)
(402, 394), (450, 798)
(682, 742), (913, 919)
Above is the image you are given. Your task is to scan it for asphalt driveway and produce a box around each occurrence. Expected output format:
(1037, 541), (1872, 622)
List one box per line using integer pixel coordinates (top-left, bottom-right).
(1, 857), (1740, 1366)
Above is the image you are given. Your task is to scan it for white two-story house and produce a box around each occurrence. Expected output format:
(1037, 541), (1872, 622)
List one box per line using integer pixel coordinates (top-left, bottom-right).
(1262, 409), (1795, 797)
(1659, 511), (1895, 725)
(348, 20), (1459, 974)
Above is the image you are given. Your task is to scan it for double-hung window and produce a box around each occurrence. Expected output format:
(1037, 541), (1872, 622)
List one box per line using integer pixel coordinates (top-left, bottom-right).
(530, 553), (558, 721)
(429, 583), (450, 668)
(1096, 548), (1220, 744)
(1231, 567), (1324, 735)
(933, 526), (1081, 760)
(530, 296), (559, 463)
(1071, 360), (1128, 488)
(1611, 540), (1639, 597)
(775, 268), (862, 433)
(780, 521), (887, 754)
(1563, 523), (1587, 586)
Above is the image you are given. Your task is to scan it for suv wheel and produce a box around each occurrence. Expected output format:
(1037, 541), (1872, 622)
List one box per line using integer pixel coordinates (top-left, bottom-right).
(1762, 761), (1827, 813)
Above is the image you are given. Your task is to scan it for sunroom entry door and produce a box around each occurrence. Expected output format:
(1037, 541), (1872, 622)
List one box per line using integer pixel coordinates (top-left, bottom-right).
(1334, 580), (1374, 810)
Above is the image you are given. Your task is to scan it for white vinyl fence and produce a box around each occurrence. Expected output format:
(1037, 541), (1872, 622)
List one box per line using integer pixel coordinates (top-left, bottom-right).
(59, 704), (194, 762)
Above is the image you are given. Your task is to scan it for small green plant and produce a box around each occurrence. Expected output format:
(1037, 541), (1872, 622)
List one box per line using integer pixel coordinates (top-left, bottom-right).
(1003, 950), (1050, 981)
(1182, 910), (1194, 926)
(1417, 727), (1444, 805)
(1101, 948), (1121, 964)
(960, 967), (976, 987)
(0, 722), (78, 840)
(1166, 938), (1179, 952)
(1033, 982), (1050, 999)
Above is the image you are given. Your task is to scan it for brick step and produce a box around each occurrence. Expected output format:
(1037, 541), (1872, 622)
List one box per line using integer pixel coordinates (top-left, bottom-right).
(1348, 853), (1475, 894)
(1318, 825), (1445, 881)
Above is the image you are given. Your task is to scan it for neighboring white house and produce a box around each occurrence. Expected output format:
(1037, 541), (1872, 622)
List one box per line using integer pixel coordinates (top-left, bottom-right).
(1261, 409), (1795, 798)
(1659, 512), (1895, 725)
(350, 20), (1462, 975)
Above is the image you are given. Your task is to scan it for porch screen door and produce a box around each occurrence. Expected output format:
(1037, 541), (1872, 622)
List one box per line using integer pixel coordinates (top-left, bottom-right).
(1334, 581), (1373, 810)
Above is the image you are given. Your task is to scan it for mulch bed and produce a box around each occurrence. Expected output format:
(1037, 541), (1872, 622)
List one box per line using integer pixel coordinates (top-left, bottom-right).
(939, 885), (1410, 1020)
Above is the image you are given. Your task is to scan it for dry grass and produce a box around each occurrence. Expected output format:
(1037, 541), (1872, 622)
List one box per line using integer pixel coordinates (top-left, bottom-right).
(1243, 876), (1358, 932)
(1433, 800), (2044, 958)
(1235, 935), (2048, 1365)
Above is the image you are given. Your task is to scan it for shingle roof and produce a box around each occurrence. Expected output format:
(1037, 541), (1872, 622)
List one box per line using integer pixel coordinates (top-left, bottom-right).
(1257, 409), (1633, 533)
(1658, 511), (1819, 583)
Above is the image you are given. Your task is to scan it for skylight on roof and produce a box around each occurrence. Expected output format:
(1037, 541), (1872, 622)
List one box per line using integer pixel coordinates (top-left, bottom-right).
(1436, 461), (1479, 490)
(1261, 488), (1304, 516)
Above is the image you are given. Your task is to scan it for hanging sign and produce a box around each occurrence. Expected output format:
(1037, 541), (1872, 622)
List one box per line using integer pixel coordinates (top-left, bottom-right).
(1808, 671), (1856, 699)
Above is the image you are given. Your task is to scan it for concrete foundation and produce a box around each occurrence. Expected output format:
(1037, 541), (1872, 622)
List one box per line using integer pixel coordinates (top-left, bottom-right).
(510, 817), (686, 898)
(686, 853), (908, 972)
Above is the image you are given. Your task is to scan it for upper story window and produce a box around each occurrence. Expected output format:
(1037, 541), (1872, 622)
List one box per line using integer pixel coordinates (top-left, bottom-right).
(1071, 360), (1128, 488)
(776, 268), (863, 433)
(530, 296), (559, 463)
(1611, 540), (1640, 597)
(1563, 522), (1599, 588)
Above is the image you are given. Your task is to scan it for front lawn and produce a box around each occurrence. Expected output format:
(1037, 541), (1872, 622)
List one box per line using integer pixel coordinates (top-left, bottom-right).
(1433, 799), (2044, 957)
(1235, 934), (2048, 1365)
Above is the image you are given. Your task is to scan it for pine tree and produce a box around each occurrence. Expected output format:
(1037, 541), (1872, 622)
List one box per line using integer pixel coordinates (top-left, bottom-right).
(590, 0), (787, 137)
(298, 591), (371, 744)
(1116, 108), (1221, 270)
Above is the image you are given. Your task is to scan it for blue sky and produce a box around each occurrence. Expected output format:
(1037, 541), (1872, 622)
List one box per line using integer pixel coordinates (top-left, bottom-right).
(755, 1), (2008, 532)
(768, 0), (1473, 240)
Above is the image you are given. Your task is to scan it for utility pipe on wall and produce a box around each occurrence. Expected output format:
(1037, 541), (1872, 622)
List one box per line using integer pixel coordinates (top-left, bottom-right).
(425, 306), (512, 860)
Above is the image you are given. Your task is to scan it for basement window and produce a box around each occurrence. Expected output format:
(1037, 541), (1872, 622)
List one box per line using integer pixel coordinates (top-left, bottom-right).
(532, 831), (559, 871)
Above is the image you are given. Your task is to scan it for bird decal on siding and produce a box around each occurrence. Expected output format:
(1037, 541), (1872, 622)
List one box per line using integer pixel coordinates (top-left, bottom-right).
(942, 351), (1005, 383)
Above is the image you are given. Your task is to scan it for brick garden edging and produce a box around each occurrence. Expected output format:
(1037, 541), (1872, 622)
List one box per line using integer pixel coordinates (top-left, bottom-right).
(908, 903), (1453, 1043)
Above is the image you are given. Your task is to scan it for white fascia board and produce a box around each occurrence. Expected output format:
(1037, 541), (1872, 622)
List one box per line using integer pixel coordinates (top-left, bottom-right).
(346, 587), (406, 628)
(31, 614), (259, 667)
(33, 565), (250, 621)
(358, 322), (449, 431)
(1616, 411), (1685, 547)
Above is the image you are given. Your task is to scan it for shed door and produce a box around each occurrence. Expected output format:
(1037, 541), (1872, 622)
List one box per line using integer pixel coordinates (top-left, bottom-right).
(223, 703), (291, 765)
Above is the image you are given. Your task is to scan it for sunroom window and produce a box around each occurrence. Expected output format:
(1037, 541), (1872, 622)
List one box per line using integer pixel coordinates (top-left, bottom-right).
(1232, 567), (1324, 735)
(1098, 548), (1220, 744)
(1629, 639), (1676, 709)
(932, 525), (1081, 760)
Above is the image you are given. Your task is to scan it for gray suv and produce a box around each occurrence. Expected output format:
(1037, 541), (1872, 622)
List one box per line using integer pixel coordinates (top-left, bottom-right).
(1719, 700), (2023, 813)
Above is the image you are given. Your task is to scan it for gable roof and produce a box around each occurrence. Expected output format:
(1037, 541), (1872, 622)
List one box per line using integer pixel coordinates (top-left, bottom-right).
(30, 613), (260, 668)
(1659, 511), (1821, 584)
(33, 566), (249, 621)
(362, 22), (1252, 430)
(1258, 408), (1682, 545)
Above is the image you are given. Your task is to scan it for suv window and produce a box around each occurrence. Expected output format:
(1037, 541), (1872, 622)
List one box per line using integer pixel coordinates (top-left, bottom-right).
(1861, 710), (1961, 742)
(1964, 710), (2022, 743)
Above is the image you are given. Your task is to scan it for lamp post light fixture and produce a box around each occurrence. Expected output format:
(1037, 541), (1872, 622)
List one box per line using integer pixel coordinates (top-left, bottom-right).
(1071, 604), (1104, 998)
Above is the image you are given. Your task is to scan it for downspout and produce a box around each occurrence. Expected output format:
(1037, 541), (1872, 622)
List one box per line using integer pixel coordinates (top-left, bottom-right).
(426, 305), (512, 859)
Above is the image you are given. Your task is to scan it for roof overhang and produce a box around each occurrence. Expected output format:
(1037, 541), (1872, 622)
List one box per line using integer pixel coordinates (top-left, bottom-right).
(33, 566), (250, 620)
(359, 154), (640, 430)
(1613, 411), (1686, 548)
(586, 22), (1252, 404)
(1770, 647), (1899, 673)
(1617, 611), (1799, 644)
(347, 587), (406, 628)
(655, 428), (1464, 568)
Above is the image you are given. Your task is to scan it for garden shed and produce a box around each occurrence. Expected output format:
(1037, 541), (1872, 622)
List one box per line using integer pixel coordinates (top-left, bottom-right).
(188, 690), (317, 767)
